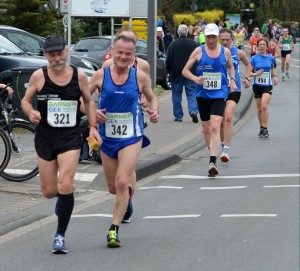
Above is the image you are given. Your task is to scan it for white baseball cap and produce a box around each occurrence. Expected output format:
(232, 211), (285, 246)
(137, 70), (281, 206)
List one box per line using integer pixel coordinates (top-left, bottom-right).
(204, 23), (219, 36)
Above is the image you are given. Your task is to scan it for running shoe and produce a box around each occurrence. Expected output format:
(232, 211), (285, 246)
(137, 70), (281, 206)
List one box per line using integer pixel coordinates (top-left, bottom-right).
(52, 234), (68, 254)
(190, 113), (199, 123)
(122, 185), (134, 223)
(261, 129), (269, 138)
(282, 75), (285, 81)
(258, 128), (264, 138)
(208, 163), (218, 177)
(286, 72), (290, 78)
(107, 230), (121, 248)
(220, 148), (230, 162)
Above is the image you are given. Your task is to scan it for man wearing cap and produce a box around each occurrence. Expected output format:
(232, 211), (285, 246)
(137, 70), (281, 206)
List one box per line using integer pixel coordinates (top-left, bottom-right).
(182, 23), (236, 177)
(21, 35), (101, 254)
(166, 24), (199, 123)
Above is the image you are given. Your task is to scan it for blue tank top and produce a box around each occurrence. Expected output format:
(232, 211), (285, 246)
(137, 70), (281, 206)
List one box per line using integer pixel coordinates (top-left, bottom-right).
(230, 46), (241, 93)
(195, 45), (228, 99)
(250, 53), (276, 86)
(99, 67), (144, 141)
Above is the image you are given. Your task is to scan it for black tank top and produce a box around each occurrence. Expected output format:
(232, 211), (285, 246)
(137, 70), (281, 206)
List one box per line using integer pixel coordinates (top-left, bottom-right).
(36, 65), (82, 127)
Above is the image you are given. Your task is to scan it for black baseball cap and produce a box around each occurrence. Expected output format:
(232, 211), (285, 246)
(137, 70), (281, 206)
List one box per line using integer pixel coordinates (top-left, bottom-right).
(43, 35), (66, 52)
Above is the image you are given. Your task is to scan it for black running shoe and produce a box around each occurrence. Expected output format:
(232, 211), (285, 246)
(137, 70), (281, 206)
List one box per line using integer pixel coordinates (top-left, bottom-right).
(190, 114), (199, 123)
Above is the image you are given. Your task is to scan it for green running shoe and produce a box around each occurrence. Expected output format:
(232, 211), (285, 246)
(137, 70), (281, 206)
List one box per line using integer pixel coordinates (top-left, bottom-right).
(107, 230), (121, 248)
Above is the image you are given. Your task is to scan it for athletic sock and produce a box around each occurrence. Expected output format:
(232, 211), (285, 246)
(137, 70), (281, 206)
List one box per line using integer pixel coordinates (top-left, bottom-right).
(109, 224), (119, 233)
(209, 156), (217, 164)
(56, 193), (74, 236)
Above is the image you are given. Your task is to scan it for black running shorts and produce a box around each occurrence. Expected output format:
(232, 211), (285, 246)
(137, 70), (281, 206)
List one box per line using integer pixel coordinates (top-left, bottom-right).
(196, 97), (225, 121)
(226, 92), (241, 104)
(252, 85), (273, 99)
(35, 125), (82, 161)
(281, 50), (292, 58)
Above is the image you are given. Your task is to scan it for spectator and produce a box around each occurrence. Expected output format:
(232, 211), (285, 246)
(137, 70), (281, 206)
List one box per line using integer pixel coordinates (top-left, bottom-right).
(291, 22), (298, 44)
(157, 26), (165, 54)
(163, 29), (173, 51)
(247, 19), (254, 40)
(166, 24), (199, 123)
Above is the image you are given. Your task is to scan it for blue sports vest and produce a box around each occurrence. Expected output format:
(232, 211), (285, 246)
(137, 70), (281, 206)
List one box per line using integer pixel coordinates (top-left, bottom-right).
(230, 46), (241, 93)
(195, 45), (229, 99)
(250, 53), (276, 86)
(99, 67), (144, 141)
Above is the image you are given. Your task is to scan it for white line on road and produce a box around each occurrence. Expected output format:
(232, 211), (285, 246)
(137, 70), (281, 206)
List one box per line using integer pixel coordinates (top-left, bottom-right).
(160, 173), (299, 180)
(263, 185), (300, 188)
(138, 186), (183, 190)
(72, 213), (112, 218)
(200, 186), (247, 190)
(74, 173), (98, 182)
(2, 170), (98, 182)
(220, 214), (278, 218)
(143, 214), (201, 219)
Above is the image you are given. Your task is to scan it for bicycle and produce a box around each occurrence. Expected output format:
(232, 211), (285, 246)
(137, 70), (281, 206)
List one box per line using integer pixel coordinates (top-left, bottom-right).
(0, 84), (38, 182)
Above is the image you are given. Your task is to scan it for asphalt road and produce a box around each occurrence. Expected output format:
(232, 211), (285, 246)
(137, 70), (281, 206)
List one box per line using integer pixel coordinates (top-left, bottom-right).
(0, 45), (299, 271)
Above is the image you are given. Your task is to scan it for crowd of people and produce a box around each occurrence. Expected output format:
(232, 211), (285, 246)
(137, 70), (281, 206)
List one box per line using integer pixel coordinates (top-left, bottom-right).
(14, 14), (297, 254)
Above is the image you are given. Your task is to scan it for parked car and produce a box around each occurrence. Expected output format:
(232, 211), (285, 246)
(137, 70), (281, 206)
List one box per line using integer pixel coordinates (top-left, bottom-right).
(71, 36), (171, 89)
(0, 25), (94, 71)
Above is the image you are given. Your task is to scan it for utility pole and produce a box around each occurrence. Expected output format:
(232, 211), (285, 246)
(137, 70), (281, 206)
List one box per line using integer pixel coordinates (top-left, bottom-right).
(147, 0), (157, 88)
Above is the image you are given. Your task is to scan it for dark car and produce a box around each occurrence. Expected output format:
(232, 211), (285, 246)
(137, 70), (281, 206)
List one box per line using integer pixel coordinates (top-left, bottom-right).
(0, 25), (95, 71)
(0, 34), (48, 74)
(71, 36), (171, 89)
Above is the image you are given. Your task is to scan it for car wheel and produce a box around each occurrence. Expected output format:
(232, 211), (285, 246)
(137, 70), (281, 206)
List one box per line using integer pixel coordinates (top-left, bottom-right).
(160, 72), (171, 90)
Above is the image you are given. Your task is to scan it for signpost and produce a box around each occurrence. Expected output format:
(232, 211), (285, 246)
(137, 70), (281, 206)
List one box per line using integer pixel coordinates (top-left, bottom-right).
(60, 0), (155, 84)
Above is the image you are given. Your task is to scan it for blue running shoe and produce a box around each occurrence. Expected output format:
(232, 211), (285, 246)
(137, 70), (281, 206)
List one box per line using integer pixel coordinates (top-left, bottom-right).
(122, 185), (134, 223)
(52, 234), (68, 254)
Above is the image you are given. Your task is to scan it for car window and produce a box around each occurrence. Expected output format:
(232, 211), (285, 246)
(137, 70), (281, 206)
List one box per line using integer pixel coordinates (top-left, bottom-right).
(136, 40), (147, 54)
(74, 39), (111, 53)
(6, 32), (42, 54)
(0, 34), (23, 53)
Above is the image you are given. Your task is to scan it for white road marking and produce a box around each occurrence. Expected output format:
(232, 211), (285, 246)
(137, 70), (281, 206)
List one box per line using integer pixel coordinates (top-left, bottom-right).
(143, 214), (200, 219)
(72, 213), (112, 218)
(160, 173), (299, 180)
(74, 173), (98, 182)
(263, 185), (300, 188)
(220, 214), (277, 218)
(1, 170), (98, 182)
(138, 186), (183, 190)
(200, 186), (247, 190)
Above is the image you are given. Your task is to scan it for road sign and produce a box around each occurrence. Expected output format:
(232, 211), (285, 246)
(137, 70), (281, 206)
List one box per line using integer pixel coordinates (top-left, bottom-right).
(60, 0), (68, 14)
(62, 15), (68, 27)
(190, 3), (198, 12)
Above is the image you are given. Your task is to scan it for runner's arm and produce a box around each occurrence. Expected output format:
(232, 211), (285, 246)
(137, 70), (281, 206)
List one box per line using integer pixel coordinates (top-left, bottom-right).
(21, 69), (43, 125)
(182, 47), (204, 85)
